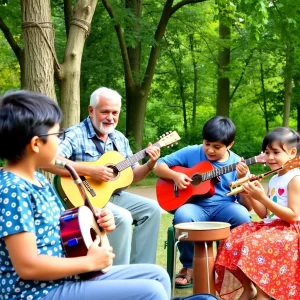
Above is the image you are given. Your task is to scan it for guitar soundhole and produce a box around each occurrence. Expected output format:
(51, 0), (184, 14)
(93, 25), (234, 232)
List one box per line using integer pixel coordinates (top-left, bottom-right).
(191, 174), (202, 186)
(107, 165), (119, 181)
(90, 228), (101, 246)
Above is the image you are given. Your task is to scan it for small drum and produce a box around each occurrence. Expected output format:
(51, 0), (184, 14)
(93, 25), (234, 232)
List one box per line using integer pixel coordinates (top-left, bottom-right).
(174, 221), (230, 241)
(174, 222), (230, 296)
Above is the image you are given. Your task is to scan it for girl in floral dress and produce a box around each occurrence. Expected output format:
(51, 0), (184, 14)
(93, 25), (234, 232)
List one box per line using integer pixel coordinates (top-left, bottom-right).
(215, 127), (300, 300)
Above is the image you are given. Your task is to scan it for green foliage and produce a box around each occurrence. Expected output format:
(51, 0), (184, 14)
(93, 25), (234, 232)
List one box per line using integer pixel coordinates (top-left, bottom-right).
(1, 0), (300, 158)
(0, 34), (20, 94)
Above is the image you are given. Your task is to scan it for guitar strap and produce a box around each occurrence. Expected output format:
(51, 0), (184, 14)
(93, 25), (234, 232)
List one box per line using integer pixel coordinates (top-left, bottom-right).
(84, 118), (120, 155)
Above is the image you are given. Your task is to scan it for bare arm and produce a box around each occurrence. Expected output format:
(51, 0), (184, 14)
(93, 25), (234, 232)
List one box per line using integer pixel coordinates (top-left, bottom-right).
(5, 207), (115, 281)
(5, 232), (114, 281)
(153, 162), (192, 190)
(243, 176), (300, 223)
(42, 156), (114, 182)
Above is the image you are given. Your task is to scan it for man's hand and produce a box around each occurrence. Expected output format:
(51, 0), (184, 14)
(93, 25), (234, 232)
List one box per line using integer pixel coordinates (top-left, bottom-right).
(145, 142), (160, 168)
(91, 165), (114, 182)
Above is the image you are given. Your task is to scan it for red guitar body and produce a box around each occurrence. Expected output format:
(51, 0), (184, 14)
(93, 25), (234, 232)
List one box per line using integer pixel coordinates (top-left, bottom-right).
(156, 161), (220, 212)
(60, 205), (110, 280)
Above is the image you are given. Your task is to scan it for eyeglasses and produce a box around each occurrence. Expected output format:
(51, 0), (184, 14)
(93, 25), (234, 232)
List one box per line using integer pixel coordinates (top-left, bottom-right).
(39, 130), (65, 141)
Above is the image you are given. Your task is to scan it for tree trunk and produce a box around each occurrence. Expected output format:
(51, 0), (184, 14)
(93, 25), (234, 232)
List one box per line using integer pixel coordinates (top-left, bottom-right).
(21, 0), (56, 100)
(59, 0), (98, 129)
(126, 88), (147, 150)
(190, 34), (198, 128)
(103, 0), (206, 149)
(179, 84), (188, 133)
(216, 7), (230, 116)
(21, 0), (57, 182)
(260, 60), (269, 133)
(283, 43), (293, 127)
(294, 77), (300, 132)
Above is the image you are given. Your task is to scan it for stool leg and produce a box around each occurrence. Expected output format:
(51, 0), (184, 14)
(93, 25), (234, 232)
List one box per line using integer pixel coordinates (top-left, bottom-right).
(193, 241), (216, 295)
(166, 226), (175, 283)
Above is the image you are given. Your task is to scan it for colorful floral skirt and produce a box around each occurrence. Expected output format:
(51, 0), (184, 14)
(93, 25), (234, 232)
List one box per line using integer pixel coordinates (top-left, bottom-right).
(215, 219), (300, 300)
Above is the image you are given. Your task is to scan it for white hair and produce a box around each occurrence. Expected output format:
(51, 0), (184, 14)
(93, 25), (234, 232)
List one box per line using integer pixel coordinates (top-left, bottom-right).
(89, 87), (122, 107)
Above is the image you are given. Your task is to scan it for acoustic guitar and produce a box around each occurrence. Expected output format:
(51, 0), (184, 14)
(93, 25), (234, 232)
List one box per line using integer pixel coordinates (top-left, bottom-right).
(156, 153), (266, 212)
(55, 131), (181, 209)
(56, 160), (111, 280)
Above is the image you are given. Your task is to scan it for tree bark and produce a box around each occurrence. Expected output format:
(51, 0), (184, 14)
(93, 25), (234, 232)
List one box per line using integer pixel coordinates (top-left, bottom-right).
(190, 34), (198, 128)
(216, 6), (230, 116)
(59, 0), (98, 129)
(294, 77), (300, 132)
(260, 60), (269, 133)
(21, 0), (57, 100)
(283, 43), (293, 127)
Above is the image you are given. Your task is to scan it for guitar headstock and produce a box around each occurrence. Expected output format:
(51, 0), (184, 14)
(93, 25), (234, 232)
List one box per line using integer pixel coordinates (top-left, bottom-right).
(255, 152), (267, 164)
(157, 131), (181, 148)
(283, 156), (300, 170)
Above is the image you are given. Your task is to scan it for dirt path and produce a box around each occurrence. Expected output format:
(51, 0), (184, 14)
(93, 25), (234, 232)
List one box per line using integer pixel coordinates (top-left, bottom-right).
(127, 186), (157, 200)
(127, 182), (269, 215)
(127, 181), (269, 202)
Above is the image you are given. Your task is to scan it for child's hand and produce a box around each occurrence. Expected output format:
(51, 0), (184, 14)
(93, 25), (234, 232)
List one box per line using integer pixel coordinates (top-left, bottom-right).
(95, 208), (116, 233)
(87, 236), (115, 271)
(236, 159), (249, 179)
(174, 172), (192, 190)
(242, 180), (265, 200)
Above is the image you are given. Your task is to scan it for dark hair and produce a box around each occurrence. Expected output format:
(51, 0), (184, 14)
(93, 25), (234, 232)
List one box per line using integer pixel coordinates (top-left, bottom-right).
(0, 90), (62, 162)
(262, 127), (300, 154)
(202, 116), (236, 146)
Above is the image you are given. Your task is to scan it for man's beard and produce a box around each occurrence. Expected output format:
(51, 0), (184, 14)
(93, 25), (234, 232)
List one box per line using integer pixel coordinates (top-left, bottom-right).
(92, 113), (116, 135)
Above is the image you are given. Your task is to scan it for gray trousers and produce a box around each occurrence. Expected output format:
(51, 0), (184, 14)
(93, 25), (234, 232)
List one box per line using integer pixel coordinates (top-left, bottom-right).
(43, 264), (171, 300)
(105, 191), (161, 265)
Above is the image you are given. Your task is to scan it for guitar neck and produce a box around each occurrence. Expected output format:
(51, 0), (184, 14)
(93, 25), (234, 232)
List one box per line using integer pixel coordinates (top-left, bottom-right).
(194, 156), (258, 183)
(115, 142), (160, 171)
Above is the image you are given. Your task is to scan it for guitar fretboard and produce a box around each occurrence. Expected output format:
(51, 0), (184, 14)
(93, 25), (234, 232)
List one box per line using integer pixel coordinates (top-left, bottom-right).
(115, 142), (160, 171)
(192, 156), (258, 185)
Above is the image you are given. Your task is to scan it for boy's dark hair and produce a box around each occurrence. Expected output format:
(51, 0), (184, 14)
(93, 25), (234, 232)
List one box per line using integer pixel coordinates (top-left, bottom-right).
(202, 116), (236, 146)
(262, 127), (300, 154)
(0, 90), (62, 162)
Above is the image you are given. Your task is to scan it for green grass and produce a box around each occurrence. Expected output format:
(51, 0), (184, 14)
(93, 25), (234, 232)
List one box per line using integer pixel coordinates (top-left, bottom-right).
(157, 213), (194, 298)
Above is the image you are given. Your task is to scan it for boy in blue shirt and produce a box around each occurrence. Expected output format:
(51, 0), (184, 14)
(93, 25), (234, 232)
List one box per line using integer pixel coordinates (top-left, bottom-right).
(154, 116), (252, 287)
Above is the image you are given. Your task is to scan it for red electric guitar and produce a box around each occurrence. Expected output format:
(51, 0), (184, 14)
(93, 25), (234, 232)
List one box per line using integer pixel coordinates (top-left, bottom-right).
(56, 160), (111, 280)
(156, 153), (266, 212)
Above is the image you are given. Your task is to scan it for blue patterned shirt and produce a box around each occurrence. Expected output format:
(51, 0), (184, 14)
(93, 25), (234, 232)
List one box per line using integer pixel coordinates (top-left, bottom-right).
(0, 170), (73, 300)
(59, 117), (138, 168)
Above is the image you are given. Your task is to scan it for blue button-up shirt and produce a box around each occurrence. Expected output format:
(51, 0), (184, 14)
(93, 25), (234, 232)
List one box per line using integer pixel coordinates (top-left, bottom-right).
(59, 117), (138, 169)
